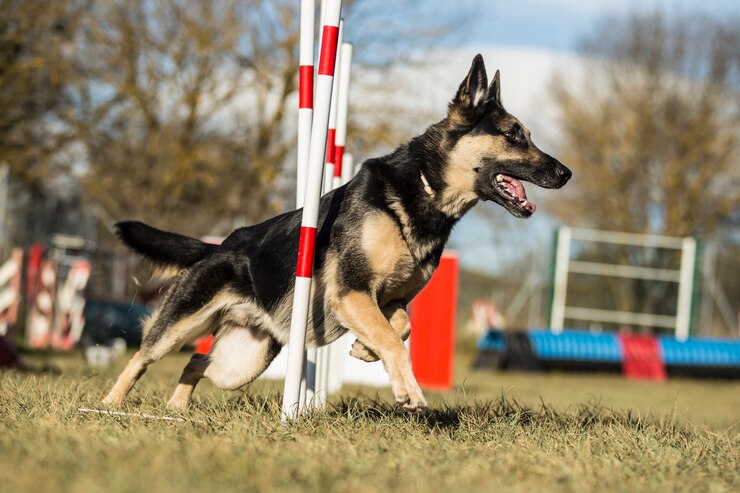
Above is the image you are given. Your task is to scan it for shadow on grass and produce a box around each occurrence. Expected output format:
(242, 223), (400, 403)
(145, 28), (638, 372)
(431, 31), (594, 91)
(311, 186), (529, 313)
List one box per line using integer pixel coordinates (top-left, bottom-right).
(331, 395), (669, 430)
(229, 392), (686, 435)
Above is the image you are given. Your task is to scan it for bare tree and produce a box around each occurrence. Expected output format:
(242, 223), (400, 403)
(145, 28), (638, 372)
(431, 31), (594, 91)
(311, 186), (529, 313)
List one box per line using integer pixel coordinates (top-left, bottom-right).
(551, 11), (739, 238)
(549, 11), (739, 332)
(47, 0), (470, 237)
(56, 0), (302, 235)
(0, 0), (86, 188)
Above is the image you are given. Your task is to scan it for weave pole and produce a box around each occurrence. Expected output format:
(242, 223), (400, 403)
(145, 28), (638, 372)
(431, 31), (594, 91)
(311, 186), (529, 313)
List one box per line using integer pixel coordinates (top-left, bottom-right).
(343, 152), (355, 180)
(296, 0), (315, 210)
(313, 20), (344, 409)
(333, 42), (353, 190)
(296, 0), (316, 410)
(322, 21), (343, 194)
(315, 40), (354, 403)
(282, 0), (342, 422)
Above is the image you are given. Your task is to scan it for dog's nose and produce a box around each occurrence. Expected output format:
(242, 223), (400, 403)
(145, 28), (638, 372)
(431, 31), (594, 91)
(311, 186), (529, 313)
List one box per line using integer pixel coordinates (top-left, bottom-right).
(557, 166), (572, 182)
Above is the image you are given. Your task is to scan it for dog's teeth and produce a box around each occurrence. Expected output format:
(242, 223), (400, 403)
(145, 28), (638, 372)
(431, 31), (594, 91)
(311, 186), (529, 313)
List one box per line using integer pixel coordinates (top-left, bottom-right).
(496, 175), (504, 182)
(522, 200), (528, 206)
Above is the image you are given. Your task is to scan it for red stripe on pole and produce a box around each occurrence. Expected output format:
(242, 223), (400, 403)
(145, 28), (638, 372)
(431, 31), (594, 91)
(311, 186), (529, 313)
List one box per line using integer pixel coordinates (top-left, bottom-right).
(296, 226), (317, 278)
(334, 145), (344, 177)
(318, 25), (339, 76)
(325, 129), (336, 164)
(299, 65), (314, 109)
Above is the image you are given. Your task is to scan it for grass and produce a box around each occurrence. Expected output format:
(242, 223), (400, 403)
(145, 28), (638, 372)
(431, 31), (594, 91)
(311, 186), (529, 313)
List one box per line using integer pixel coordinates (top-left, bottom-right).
(1, 350), (738, 493)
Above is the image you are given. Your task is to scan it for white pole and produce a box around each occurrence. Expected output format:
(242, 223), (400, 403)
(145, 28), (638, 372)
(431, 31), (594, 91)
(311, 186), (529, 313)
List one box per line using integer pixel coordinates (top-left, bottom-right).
(675, 237), (697, 342)
(297, 0), (316, 410)
(550, 226), (571, 333)
(282, 0), (342, 422)
(343, 153), (356, 180)
(334, 42), (353, 189)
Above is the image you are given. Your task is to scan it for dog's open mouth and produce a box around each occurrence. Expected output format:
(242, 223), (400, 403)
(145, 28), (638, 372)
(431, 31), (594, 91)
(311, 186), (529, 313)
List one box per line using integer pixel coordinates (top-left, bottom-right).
(494, 174), (536, 214)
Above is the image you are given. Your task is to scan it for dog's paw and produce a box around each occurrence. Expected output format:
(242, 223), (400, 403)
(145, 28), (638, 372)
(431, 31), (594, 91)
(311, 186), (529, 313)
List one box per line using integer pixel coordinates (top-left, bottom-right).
(402, 383), (428, 411)
(349, 340), (379, 362)
(166, 396), (190, 411)
(402, 394), (428, 412)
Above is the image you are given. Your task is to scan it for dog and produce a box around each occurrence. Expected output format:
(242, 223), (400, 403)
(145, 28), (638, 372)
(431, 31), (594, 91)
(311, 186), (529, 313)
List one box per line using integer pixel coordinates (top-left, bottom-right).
(102, 54), (571, 411)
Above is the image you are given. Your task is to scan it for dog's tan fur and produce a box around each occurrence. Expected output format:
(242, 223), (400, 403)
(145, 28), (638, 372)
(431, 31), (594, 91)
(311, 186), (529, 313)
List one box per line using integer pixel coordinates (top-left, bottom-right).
(333, 291), (425, 408)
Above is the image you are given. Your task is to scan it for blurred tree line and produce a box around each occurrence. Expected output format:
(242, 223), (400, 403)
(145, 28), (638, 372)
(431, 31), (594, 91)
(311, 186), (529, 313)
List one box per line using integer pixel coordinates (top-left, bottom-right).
(1, 2), (736, 334)
(0, 0), (462, 305)
(549, 12), (739, 335)
(0, 0), (458, 237)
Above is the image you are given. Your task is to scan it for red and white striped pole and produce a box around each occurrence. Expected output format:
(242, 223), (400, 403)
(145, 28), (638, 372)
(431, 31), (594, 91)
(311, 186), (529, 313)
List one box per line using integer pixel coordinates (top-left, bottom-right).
(296, 0), (316, 411)
(296, 0), (315, 210)
(333, 42), (353, 189)
(313, 19), (343, 409)
(314, 40), (353, 406)
(282, 0), (342, 422)
(322, 21), (343, 194)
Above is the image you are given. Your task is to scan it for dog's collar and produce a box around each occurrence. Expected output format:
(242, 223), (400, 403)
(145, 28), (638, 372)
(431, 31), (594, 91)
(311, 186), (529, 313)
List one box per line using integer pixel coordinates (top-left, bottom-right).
(420, 172), (435, 198)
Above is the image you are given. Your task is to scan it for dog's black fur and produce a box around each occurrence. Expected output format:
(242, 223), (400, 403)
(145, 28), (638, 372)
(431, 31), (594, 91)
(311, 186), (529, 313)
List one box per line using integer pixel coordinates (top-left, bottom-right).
(103, 55), (571, 410)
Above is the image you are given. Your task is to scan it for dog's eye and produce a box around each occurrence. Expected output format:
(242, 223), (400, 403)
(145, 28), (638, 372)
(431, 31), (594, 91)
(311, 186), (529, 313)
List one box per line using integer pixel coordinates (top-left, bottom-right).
(504, 130), (525, 145)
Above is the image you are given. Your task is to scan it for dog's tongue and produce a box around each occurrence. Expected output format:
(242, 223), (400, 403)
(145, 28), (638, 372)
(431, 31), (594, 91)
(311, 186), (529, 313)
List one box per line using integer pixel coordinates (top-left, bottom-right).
(499, 175), (536, 212)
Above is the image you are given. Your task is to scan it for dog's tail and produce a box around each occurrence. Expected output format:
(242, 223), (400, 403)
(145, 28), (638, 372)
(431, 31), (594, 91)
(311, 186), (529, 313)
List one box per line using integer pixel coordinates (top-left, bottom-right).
(115, 221), (218, 279)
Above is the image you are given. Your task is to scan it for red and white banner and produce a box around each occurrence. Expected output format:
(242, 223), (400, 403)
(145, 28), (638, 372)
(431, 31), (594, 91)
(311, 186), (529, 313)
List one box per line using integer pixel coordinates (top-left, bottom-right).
(0, 248), (23, 336)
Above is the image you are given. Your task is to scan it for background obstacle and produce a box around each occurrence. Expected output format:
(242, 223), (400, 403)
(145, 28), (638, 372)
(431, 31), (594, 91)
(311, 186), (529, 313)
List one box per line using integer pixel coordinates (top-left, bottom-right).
(475, 328), (740, 379)
(0, 248), (22, 336)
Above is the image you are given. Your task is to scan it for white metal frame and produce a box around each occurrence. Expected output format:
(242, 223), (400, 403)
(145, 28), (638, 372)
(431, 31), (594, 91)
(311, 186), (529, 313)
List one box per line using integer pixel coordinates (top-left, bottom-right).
(550, 226), (697, 341)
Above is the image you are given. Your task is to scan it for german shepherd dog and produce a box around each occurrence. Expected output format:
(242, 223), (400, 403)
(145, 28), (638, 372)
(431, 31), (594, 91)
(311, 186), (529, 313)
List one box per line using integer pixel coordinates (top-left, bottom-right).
(103, 55), (571, 410)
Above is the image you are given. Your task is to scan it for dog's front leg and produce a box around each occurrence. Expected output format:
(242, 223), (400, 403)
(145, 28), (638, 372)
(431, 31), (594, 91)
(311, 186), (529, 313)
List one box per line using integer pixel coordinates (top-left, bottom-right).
(350, 301), (410, 362)
(333, 293), (426, 410)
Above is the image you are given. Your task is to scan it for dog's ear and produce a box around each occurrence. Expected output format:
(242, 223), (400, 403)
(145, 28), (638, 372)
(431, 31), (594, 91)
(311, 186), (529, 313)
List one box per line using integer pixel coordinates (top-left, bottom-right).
(449, 54), (488, 122)
(487, 69), (501, 106)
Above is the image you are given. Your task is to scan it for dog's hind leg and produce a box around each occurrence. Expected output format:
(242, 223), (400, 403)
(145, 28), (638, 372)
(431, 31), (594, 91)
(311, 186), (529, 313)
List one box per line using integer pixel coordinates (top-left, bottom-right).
(101, 349), (151, 406)
(102, 270), (237, 406)
(166, 352), (209, 410)
(101, 301), (221, 406)
(167, 324), (282, 409)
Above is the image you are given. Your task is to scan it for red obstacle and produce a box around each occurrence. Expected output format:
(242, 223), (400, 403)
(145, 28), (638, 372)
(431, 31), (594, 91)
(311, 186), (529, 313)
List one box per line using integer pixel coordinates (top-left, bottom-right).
(619, 333), (667, 381)
(409, 252), (459, 391)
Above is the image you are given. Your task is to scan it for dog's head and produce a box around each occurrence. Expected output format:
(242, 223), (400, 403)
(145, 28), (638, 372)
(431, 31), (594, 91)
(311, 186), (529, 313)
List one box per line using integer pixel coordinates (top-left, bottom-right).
(435, 54), (571, 218)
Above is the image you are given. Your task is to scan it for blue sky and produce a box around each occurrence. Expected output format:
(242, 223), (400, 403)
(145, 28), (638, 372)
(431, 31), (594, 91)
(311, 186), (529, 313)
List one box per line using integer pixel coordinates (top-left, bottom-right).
(461, 0), (739, 52)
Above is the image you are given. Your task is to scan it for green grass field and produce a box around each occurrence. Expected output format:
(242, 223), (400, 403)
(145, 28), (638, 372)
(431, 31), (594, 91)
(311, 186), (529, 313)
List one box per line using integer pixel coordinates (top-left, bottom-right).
(1, 350), (738, 493)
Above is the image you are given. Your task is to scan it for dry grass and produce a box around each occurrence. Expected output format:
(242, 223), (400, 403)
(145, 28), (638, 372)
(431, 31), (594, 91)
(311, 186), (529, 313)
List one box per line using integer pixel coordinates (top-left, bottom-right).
(0, 351), (738, 493)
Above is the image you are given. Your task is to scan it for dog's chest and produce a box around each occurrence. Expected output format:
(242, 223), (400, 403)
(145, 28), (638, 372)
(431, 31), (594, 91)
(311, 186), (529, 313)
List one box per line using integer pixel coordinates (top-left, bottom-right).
(360, 212), (442, 304)
(377, 261), (433, 306)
